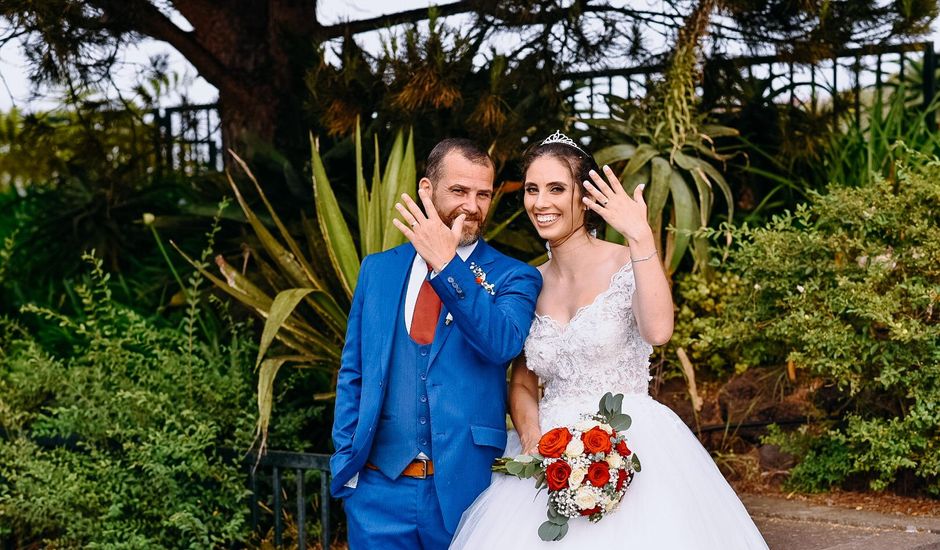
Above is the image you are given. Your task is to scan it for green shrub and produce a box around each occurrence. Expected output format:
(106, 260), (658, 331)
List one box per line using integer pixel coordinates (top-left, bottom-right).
(668, 269), (746, 378)
(698, 153), (940, 493)
(0, 255), (256, 547)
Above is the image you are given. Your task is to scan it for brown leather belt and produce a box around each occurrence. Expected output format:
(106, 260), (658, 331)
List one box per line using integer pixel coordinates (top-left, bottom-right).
(367, 459), (434, 479)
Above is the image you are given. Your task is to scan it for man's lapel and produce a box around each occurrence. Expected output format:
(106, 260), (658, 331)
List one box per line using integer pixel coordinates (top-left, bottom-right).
(372, 243), (415, 382)
(427, 240), (497, 370)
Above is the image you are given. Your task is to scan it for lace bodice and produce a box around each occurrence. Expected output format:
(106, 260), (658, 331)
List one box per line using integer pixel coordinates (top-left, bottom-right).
(524, 264), (653, 420)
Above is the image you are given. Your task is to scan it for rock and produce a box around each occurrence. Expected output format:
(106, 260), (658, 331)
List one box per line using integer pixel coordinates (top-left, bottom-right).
(759, 444), (796, 470)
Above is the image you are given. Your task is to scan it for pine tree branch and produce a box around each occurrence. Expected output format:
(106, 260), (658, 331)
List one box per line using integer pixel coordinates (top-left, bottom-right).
(317, 1), (683, 40)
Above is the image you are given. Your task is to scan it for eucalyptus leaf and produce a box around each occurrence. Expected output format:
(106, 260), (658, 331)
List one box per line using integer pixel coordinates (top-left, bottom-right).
(632, 453), (642, 472)
(612, 393), (624, 413)
(505, 461), (525, 476)
(599, 392), (614, 416)
(547, 506), (567, 525)
(610, 413), (632, 432)
(538, 521), (561, 542)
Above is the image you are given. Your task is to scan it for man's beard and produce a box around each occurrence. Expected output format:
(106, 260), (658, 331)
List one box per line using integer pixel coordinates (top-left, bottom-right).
(441, 210), (485, 247)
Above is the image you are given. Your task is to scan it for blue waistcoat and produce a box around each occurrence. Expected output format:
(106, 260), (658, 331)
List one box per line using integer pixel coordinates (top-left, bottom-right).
(368, 271), (435, 478)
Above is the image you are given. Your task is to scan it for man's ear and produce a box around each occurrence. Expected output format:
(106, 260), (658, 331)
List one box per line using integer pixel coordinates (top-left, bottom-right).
(418, 177), (433, 194)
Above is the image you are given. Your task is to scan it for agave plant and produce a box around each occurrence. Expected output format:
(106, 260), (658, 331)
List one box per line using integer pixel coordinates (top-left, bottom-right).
(588, 0), (736, 276)
(176, 125), (417, 451)
(591, 118), (737, 275)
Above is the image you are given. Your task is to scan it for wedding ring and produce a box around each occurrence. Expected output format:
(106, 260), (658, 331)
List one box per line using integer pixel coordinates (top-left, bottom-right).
(601, 199), (609, 206)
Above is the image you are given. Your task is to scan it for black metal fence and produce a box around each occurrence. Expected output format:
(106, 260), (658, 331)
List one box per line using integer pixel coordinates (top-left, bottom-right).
(565, 42), (937, 123)
(153, 42), (935, 172)
(149, 102), (222, 173)
(248, 451), (334, 549)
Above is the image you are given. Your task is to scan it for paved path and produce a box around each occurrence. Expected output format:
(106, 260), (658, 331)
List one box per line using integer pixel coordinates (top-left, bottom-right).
(742, 494), (940, 550)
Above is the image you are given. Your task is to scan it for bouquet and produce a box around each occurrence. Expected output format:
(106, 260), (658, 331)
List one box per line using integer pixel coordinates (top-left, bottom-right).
(492, 392), (640, 542)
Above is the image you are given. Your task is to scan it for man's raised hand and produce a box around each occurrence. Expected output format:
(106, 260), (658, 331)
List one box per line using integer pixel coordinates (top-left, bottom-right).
(393, 187), (465, 272)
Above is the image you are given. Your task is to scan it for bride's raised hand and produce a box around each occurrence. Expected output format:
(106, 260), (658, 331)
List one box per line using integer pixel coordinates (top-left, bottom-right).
(582, 165), (654, 245)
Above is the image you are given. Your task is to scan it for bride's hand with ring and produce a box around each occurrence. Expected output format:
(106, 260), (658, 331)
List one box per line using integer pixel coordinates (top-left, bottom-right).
(582, 165), (654, 246)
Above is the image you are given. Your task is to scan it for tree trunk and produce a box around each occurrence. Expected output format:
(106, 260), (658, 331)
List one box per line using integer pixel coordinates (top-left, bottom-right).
(134, 0), (319, 168)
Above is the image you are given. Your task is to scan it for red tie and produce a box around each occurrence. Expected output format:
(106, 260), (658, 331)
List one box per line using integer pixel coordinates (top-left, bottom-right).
(410, 264), (442, 345)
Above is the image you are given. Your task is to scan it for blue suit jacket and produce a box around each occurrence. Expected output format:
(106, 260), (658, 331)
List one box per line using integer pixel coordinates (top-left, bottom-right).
(330, 240), (541, 531)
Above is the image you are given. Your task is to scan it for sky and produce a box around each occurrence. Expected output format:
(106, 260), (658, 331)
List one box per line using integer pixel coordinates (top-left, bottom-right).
(0, 0), (434, 112)
(1, 1), (939, 113)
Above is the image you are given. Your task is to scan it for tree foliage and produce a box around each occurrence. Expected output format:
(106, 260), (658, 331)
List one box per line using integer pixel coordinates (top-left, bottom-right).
(2, 0), (935, 163)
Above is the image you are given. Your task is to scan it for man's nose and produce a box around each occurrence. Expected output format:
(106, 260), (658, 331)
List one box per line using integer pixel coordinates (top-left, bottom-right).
(463, 197), (481, 215)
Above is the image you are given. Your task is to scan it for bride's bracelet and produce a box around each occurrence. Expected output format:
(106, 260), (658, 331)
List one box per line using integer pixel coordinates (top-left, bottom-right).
(631, 250), (658, 263)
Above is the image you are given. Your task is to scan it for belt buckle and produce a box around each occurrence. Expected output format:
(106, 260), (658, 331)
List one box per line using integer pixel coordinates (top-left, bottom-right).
(415, 458), (429, 479)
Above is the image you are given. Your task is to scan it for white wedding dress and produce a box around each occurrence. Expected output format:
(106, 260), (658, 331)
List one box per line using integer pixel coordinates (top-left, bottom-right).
(450, 264), (768, 549)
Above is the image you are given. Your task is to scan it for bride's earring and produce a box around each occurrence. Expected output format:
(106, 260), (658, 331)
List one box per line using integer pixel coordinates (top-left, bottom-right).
(545, 241), (552, 260)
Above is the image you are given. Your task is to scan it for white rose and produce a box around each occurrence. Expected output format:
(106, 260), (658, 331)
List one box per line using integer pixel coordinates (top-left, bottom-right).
(574, 419), (597, 431)
(598, 423), (613, 434)
(606, 451), (623, 469)
(605, 496), (620, 512)
(574, 486), (597, 510)
(568, 467), (587, 487)
(564, 437), (585, 457)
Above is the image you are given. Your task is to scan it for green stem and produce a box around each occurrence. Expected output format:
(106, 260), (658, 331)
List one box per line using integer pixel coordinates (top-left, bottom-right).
(149, 224), (187, 297)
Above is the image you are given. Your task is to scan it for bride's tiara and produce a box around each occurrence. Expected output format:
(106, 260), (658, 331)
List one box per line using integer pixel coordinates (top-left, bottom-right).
(540, 130), (587, 155)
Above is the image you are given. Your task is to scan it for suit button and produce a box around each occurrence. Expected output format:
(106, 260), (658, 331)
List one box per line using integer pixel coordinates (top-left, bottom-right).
(419, 417), (427, 425)
(368, 427), (373, 432)
(420, 373), (427, 381)
(447, 277), (455, 283)
(420, 438), (428, 445)
(378, 381), (383, 387)
(420, 396), (427, 403)
(420, 349), (428, 357)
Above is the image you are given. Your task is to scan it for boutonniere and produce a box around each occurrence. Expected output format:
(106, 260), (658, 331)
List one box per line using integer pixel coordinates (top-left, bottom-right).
(444, 312), (453, 326)
(469, 262), (496, 295)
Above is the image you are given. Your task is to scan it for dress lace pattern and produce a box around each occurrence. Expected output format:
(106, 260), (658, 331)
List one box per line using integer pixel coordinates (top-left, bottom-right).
(524, 263), (653, 427)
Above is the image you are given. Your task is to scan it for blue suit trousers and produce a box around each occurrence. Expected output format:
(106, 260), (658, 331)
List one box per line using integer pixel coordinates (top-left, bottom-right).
(344, 468), (451, 550)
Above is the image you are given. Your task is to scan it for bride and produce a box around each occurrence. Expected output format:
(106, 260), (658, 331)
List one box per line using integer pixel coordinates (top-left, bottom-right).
(450, 132), (768, 549)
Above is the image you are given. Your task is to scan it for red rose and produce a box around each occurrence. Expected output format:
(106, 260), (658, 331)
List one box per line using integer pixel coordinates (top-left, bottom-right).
(545, 460), (572, 491)
(579, 506), (601, 516)
(538, 427), (573, 458)
(582, 427), (612, 454)
(616, 469), (631, 491)
(586, 461), (610, 487)
(616, 440), (631, 456)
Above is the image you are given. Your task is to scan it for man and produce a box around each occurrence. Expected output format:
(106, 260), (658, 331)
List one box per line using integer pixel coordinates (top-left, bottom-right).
(330, 138), (542, 549)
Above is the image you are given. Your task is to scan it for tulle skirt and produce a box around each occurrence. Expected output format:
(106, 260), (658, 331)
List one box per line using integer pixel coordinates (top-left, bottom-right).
(450, 393), (768, 549)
